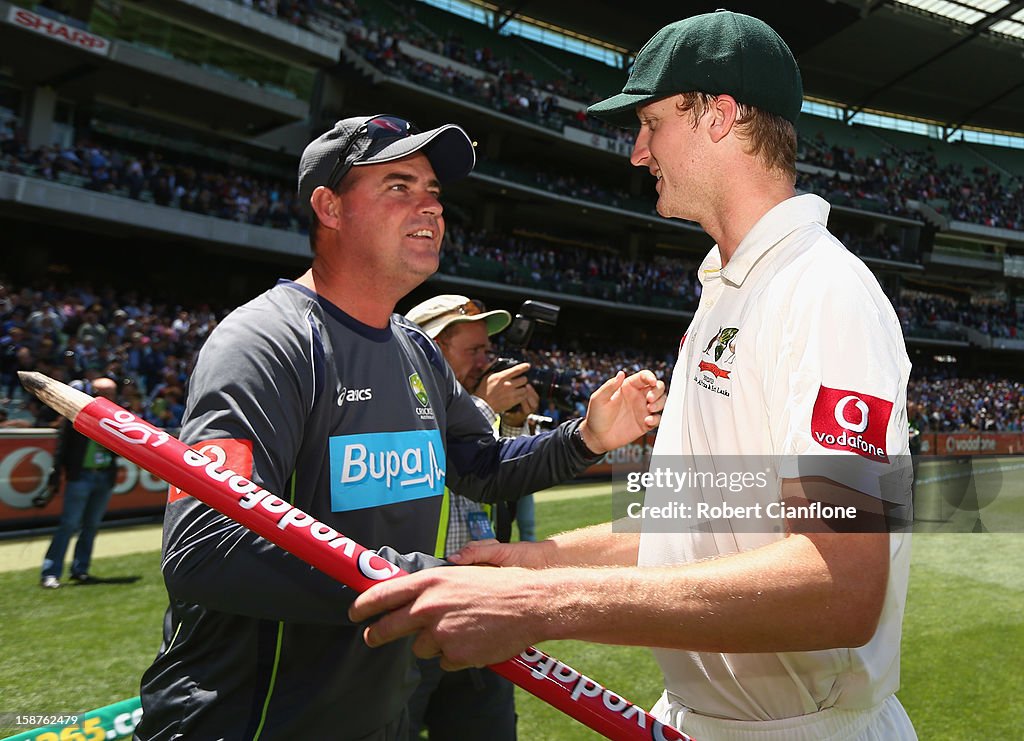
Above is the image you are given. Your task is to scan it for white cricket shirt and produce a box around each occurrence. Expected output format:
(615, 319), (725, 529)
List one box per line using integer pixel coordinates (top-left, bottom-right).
(638, 194), (913, 721)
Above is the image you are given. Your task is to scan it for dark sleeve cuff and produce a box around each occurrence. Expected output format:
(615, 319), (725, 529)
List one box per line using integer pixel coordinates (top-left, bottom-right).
(565, 418), (604, 463)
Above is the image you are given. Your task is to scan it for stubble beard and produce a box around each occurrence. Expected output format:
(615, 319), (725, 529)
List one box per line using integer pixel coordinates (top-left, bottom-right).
(398, 245), (440, 292)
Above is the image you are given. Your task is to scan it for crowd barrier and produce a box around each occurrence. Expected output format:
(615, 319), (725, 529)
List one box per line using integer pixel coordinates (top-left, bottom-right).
(918, 432), (1024, 456)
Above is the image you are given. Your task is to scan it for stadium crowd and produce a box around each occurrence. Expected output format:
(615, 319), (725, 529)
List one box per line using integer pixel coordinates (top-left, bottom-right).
(227, 0), (636, 144)
(9, 1), (1020, 237)
(330, 0), (1024, 231)
(909, 376), (1024, 432)
(0, 133), (650, 231)
(442, 225), (700, 309)
(0, 119), (1019, 328)
(895, 291), (1024, 340)
(4, 112), (1022, 240)
(800, 138), (1024, 231)
(2, 110), (1023, 242)
(2, 280), (1022, 433)
(344, 19), (634, 146)
(0, 282), (217, 430)
(0, 136), (309, 232)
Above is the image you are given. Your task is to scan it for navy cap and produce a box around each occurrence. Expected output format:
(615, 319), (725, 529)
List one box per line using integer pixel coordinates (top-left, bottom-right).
(298, 114), (476, 211)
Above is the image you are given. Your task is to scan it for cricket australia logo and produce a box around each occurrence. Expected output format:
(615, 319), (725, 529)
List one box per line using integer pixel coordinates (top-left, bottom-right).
(409, 372), (435, 420)
(693, 326), (738, 398)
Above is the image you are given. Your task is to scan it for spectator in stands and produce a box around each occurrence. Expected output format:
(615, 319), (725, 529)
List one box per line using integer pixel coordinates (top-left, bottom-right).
(0, 394), (61, 429)
(1, 325), (29, 402)
(75, 307), (108, 349)
(26, 301), (63, 334)
(36, 376), (120, 589)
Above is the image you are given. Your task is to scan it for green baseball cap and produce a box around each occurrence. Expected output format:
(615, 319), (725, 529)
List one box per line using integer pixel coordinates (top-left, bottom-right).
(588, 10), (803, 128)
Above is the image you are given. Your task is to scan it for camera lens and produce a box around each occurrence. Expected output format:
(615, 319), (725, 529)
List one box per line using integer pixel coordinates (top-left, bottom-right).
(528, 368), (581, 412)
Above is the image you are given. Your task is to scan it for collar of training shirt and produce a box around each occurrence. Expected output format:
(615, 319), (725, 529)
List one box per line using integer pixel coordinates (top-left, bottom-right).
(698, 194), (832, 288)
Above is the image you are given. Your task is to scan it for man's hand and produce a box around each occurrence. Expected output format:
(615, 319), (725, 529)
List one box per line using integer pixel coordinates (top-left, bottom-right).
(476, 362), (533, 414)
(501, 385), (539, 428)
(348, 566), (548, 670)
(448, 538), (554, 568)
(579, 370), (666, 454)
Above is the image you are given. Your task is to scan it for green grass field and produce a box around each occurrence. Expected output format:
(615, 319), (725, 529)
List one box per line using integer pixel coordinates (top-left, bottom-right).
(1, 480), (1022, 739)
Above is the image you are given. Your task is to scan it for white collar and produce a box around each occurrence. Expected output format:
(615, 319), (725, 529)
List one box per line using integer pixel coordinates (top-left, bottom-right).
(698, 194), (831, 287)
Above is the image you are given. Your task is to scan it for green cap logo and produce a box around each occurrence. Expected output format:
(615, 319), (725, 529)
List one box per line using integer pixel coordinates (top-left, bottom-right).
(409, 373), (429, 407)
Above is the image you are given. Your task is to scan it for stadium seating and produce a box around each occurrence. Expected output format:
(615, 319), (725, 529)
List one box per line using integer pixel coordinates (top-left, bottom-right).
(2, 278), (1021, 431)
(2, 0), (1021, 434)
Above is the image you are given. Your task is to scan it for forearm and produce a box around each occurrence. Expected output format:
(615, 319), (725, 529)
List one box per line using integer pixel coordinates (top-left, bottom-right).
(454, 521), (639, 569)
(448, 418), (599, 504)
(545, 522), (640, 567)
(531, 531), (889, 653)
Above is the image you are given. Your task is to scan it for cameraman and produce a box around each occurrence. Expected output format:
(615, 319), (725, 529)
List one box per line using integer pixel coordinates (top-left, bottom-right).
(415, 297), (535, 420)
(405, 294), (535, 740)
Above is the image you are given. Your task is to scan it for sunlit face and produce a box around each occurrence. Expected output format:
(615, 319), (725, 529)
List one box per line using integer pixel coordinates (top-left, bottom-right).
(331, 153), (445, 288)
(631, 96), (707, 221)
(438, 321), (492, 392)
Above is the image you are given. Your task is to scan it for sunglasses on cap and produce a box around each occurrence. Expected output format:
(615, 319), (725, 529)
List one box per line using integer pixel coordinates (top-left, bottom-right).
(437, 299), (487, 320)
(325, 115), (422, 190)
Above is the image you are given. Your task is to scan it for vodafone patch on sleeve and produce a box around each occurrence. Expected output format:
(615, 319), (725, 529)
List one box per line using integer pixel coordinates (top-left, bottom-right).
(811, 385), (893, 463)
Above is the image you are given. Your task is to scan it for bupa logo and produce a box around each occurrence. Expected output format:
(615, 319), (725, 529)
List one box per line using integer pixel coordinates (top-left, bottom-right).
(329, 429), (445, 512)
(811, 386), (893, 463)
(169, 438), (253, 503)
(337, 386), (373, 407)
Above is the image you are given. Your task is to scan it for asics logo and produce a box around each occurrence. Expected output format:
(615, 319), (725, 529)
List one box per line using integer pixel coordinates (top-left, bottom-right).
(337, 387), (373, 407)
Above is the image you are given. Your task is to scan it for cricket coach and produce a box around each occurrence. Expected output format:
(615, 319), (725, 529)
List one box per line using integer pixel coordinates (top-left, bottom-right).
(134, 114), (665, 740)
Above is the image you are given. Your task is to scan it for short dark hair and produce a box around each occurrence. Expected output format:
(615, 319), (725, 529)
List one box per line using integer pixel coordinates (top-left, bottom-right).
(307, 173), (361, 255)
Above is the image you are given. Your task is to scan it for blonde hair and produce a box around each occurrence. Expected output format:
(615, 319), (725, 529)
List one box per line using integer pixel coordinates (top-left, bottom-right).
(676, 92), (797, 183)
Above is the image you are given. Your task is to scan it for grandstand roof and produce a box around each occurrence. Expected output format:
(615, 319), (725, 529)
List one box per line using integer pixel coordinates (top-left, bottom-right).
(491, 0), (1024, 136)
